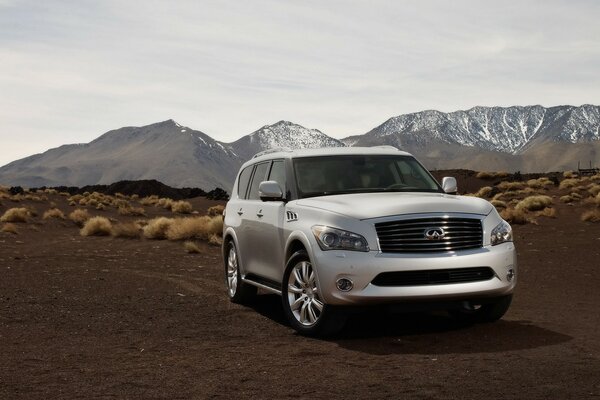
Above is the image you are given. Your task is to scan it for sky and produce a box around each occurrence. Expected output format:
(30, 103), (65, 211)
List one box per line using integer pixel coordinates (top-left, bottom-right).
(1, 0), (599, 166)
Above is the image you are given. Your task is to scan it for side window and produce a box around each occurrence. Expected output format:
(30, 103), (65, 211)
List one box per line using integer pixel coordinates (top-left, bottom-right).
(237, 166), (254, 199)
(268, 160), (286, 193)
(247, 162), (270, 201)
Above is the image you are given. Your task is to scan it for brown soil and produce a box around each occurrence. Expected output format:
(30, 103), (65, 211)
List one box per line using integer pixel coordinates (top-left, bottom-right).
(1, 189), (600, 399)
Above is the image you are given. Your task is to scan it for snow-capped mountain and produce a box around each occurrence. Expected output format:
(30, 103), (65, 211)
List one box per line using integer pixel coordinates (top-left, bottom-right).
(1, 106), (599, 191)
(230, 120), (344, 160)
(353, 105), (600, 154)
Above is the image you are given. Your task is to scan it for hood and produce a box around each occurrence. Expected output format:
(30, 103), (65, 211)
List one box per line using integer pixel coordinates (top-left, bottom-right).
(295, 192), (493, 220)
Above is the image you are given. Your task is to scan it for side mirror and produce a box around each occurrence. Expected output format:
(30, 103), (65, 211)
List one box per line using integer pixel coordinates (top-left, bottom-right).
(259, 181), (284, 201)
(442, 177), (457, 194)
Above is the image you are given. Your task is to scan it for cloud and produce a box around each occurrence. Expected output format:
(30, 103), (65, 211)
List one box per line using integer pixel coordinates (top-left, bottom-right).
(0, 0), (599, 166)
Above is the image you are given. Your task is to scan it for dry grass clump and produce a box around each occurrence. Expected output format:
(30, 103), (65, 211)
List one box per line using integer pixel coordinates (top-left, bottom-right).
(142, 217), (175, 239)
(59, 191), (70, 197)
(583, 193), (600, 207)
(491, 199), (507, 209)
(139, 195), (159, 206)
(472, 186), (493, 198)
(184, 241), (202, 253)
(207, 204), (225, 217)
(96, 203), (106, 211)
(497, 181), (525, 192)
(69, 209), (91, 226)
(43, 208), (65, 220)
(157, 198), (174, 210)
(581, 209), (600, 222)
(118, 206), (146, 216)
(0, 207), (30, 223)
(80, 216), (112, 236)
(44, 188), (58, 195)
(515, 195), (553, 211)
(1, 223), (18, 234)
(69, 194), (84, 203)
(560, 195), (574, 203)
(563, 170), (576, 178)
(171, 200), (193, 214)
(165, 216), (223, 241)
(476, 171), (509, 179)
(588, 184), (600, 197)
(24, 194), (45, 201)
(559, 178), (580, 190)
(526, 177), (553, 189)
(500, 208), (528, 224)
(111, 222), (142, 238)
(112, 199), (130, 209)
(537, 207), (557, 218)
(208, 233), (223, 246)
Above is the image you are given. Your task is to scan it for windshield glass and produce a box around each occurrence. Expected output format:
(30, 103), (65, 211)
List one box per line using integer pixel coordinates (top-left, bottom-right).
(293, 155), (442, 198)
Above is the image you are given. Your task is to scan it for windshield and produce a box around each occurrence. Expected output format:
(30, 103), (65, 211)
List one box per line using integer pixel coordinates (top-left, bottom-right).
(293, 155), (442, 198)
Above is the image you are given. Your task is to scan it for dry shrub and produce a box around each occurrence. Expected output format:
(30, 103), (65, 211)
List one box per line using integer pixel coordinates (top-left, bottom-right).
(472, 186), (493, 198)
(526, 177), (553, 189)
(157, 198), (174, 210)
(1, 223), (18, 234)
(476, 171), (509, 179)
(171, 200), (193, 214)
(581, 209), (600, 222)
(591, 174), (600, 182)
(69, 194), (83, 203)
(569, 192), (583, 200)
(115, 192), (127, 199)
(111, 222), (141, 238)
(135, 219), (148, 227)
(0, 207), (30, 223)
(497, 181), (524, 191)
(500, 208), (528, 224)
(207, 204), (225, 217)
(143, 217), (175, 239)
(96, 203), (106, 211)
(131, 194), (139, 200)
(560, 195), (574, 203)
(563, 170), (576, 178)
(515, 195), (553, 211)
(559, 178), (579, 190)
(584, 193), (600, 207)
(208, 233), (223, 246)
(588, 184), (600, 197)
(139, 195), (159, 206)
(537, 207), (556, 218)
(44, 188), (58, 195)
(112, 199), (130, 209)
(184, 241), (202, 253)
(491, 199), (507, 209)
(118, 206), (146, 216)
(69, 209), (91, 226)
(59, 192), (70, 197)
(80, 216), (112, 236)
(165, 216), (223, 241)
(43, 208), (65, 220)
(24, 194), (44, 201)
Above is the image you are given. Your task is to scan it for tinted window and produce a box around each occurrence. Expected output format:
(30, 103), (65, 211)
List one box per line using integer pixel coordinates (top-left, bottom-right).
(237, 166), (253, 199)
(247, 162), (270, 200)
(268, 160), (286, 193)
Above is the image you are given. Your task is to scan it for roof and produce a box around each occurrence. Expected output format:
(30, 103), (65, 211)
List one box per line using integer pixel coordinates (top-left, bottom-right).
(245, 146), (412, 167)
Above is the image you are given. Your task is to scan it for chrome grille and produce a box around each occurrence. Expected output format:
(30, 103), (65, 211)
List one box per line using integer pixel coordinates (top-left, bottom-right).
(375, 216), (483, 253)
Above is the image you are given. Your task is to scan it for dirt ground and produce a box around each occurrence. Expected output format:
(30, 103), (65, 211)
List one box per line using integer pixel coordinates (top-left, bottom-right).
(1, 190), (600, 399)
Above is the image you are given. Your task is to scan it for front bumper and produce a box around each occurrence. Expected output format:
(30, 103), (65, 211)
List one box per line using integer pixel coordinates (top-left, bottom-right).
(312, 243), (517, 306)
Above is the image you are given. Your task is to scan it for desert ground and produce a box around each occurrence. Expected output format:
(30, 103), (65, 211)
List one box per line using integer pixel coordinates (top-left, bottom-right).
(1, 172), (600, 399)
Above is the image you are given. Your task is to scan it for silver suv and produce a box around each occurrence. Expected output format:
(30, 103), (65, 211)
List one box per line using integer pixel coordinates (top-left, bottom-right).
(223, 147), (516, 335)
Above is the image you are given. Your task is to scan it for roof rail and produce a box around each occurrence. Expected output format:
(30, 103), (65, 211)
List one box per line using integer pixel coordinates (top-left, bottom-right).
(372, 145), (399, 151)
(252, 147), (293, 159)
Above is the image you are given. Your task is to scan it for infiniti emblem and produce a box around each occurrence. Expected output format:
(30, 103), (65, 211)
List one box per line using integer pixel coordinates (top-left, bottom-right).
(424, 227), (446, 240)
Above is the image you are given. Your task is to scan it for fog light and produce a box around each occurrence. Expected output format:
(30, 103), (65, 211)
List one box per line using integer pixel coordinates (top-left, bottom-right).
(507, 268), (515, 282)
(336, 278), (353, 292)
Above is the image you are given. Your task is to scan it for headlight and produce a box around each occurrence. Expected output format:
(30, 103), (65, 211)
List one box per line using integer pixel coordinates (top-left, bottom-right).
(491, 220), (512, 246)
(312, 225), (369, 252)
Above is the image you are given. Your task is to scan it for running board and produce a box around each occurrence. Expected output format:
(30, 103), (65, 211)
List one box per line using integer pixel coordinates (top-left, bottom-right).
(243, 274), (282, 295)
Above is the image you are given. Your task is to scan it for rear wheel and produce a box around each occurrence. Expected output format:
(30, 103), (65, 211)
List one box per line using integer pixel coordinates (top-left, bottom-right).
(450, 294), (513, 323)
(224, 240), (256, 304)
(282, 250), (346, 336)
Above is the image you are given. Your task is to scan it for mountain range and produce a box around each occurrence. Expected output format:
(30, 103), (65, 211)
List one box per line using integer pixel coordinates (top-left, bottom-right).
(1, 105), (598, 191)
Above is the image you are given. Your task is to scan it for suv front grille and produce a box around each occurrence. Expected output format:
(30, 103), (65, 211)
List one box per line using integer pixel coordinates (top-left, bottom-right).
(375, 216), (483, 253)
(371, 267), (494, 287)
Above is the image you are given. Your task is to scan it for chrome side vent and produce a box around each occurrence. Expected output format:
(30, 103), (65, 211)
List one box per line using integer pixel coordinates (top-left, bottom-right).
(286, 211), (298, 222)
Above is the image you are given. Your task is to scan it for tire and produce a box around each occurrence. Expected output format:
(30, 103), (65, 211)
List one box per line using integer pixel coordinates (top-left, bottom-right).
(450, 294), (513, 323)
(281, 250), (346, 337)
(224, 240), (257, 304)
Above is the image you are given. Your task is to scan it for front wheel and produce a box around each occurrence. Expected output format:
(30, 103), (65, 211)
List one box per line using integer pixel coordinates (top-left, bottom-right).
(282, 250), (346, 336)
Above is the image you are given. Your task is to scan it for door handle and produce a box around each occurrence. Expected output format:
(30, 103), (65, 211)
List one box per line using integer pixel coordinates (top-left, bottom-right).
(237, 208), (243, 215)
(256, 209), (263, 217)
